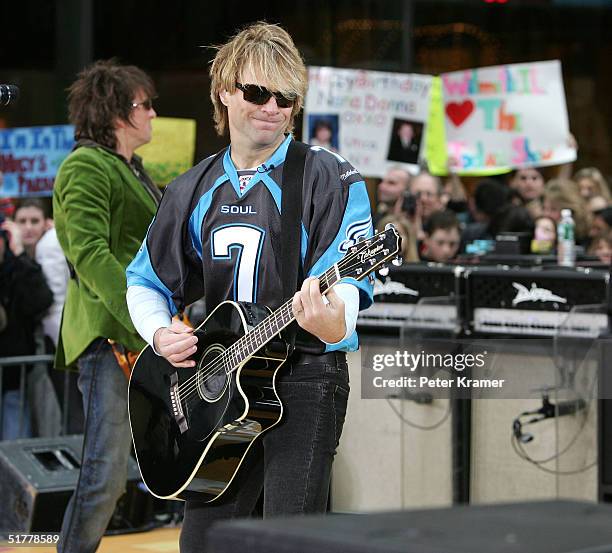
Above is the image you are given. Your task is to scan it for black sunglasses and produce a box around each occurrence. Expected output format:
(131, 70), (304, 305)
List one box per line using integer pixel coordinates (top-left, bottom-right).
(235, 82), (295, 108)
(131, 98), (154, 110)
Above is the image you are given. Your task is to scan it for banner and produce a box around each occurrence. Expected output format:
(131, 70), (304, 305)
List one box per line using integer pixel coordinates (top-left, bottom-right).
(136, 117), (197, 186)
(0, 125), (74, 198)
(441, 60), (576, 172)
(303, 67), (433, 177)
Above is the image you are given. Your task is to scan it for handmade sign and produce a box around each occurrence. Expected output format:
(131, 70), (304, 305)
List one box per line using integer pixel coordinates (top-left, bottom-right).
(303, 66), (433, 177)
(0, 125), (74, 197)
(441, 60), (575, 172)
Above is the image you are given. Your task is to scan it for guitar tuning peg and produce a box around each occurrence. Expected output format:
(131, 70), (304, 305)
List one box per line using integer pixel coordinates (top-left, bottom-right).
(392, 257), (403, 267)
(378, 266), (389, 277)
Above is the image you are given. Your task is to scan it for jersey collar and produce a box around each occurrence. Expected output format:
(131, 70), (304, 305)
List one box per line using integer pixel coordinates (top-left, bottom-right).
(223, 134), (293, 197)
(265, 133), (293, 170)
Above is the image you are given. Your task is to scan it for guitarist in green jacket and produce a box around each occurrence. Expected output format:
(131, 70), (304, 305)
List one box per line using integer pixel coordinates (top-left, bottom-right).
(52, 60), (161, 553)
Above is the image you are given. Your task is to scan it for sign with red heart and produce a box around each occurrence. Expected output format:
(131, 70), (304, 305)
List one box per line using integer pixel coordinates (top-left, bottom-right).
(440, 61), (576, 172)
(445, 100), (475, 127)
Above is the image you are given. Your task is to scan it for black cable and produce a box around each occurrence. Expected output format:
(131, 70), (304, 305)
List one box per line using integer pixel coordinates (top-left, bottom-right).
(510, 382), (596, 473)
(385, 397), (451, 431)
(510, 431), (596, 476)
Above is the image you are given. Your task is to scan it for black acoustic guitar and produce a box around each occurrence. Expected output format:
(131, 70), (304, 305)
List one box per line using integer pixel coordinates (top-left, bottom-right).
(128, 226), (401, 502)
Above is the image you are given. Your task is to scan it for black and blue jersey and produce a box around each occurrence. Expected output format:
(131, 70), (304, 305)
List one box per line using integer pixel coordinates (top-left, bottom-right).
(127, 134), (373, 353)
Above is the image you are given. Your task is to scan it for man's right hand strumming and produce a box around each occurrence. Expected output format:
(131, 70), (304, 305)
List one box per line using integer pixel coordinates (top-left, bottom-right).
(153, 320), (197, 368)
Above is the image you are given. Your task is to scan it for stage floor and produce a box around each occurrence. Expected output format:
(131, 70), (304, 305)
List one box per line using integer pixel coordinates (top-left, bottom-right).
(0, 527), (180, 553)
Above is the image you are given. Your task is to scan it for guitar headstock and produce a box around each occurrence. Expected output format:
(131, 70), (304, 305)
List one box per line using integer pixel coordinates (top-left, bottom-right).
(338, 224), (402, 281)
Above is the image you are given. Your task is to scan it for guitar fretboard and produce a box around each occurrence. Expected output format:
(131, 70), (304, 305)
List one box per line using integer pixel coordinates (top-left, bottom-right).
(220, 265), (340, 370)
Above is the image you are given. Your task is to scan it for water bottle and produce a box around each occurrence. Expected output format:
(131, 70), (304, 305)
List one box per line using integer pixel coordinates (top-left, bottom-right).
(557, 208), (575, 267)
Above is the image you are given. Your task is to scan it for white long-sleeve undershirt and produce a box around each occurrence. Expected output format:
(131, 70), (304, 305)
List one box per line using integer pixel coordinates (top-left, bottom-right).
(126, 286), (172, 353)
(126, 282), (360, 353)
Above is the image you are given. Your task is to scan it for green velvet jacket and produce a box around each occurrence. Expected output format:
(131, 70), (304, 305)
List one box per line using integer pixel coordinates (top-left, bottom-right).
(52, 143), (159, 369)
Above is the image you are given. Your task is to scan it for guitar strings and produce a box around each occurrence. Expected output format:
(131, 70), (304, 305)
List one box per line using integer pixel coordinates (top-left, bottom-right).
(177, 265), (355, 406)
(176, 248), (387, 405)
(181, 302), (295, 401)
(177, 278), (325, 404)
(174, 250), (358, 401)
(177, 272), (356, 405)
(177, 253), (379, 405)
(176, 271), (337, 403)
(174, 261), (349, 400)
(175, 237), (391, 403)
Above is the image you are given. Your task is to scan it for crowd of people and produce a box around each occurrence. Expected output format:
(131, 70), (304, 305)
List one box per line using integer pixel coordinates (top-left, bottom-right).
(373, 162), (612, 265)
(0, 197), (74, 439)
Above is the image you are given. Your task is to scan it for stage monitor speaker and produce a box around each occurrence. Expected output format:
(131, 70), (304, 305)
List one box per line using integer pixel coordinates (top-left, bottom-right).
(206, 501), (612, 553)
(0, 435), (149, 533)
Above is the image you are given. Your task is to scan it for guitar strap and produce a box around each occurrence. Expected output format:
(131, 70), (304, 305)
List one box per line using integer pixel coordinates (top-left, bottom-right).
(280, 140), (309, 355)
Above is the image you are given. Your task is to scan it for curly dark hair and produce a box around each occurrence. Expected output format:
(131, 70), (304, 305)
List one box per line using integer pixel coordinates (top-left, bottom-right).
(67, 59), (156, 150)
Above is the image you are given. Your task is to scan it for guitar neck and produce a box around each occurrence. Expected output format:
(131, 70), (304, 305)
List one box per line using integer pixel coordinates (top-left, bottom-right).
(226, 264), (341, 365)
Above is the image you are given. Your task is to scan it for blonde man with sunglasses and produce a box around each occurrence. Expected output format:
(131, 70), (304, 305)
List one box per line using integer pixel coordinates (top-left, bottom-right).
(126, 22), (373, 550)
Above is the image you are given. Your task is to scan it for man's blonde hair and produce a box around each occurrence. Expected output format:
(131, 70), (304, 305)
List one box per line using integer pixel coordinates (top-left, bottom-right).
(209, 22), (308, 136)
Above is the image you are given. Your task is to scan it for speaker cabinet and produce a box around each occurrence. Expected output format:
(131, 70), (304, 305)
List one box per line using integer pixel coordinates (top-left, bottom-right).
(0, 435), (147, 532)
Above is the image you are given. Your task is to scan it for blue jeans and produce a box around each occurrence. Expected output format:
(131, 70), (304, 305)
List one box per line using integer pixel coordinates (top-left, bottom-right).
(57, 339), (132, 553)
(1, 389), (32, 440)
(181, 351), (350, 553)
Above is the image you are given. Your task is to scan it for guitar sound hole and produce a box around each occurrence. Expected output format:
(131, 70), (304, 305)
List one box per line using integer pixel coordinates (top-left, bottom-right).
(197, 344), (231, 402)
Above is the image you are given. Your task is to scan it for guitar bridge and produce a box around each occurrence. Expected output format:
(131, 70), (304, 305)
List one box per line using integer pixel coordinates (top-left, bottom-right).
(169, 372), (189, 434)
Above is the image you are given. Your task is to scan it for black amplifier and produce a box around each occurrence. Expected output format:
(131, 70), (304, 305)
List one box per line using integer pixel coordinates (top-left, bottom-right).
(358, 263), (463, 331)
(0, 435), (152, 533)
(464, 267), (609, 337)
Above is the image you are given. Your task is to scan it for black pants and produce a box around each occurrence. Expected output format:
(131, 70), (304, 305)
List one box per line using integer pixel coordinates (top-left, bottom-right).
(180, 351), (350, 553)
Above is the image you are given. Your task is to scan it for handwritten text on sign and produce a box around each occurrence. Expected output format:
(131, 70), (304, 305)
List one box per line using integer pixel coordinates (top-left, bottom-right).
(0, 125), (74, 197)
(304, 67), (433, 177)
(441, 60), (575, 171)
